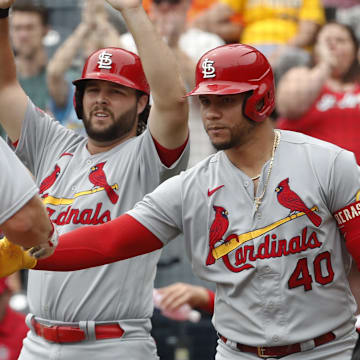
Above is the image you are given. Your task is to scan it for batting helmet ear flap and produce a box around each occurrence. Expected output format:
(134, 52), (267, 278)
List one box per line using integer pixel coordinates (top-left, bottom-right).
(243, 72), (275, 122)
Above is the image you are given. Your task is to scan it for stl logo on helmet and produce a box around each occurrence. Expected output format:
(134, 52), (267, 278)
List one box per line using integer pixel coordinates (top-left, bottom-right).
(202, 58), (216, 79)
(98, 51), (113, 70)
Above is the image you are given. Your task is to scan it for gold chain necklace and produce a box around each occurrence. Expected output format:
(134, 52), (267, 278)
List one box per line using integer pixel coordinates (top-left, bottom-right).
(254, 130), (281, 211)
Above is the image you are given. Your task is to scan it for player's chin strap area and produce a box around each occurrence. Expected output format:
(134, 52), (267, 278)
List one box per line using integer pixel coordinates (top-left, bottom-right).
(25, 314), (152, 343)
(218, 331), (336, 358)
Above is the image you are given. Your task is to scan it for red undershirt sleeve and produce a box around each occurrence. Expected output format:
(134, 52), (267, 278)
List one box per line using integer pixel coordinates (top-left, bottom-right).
(152, 135), (189, 168)
(35, 214), (163, 271)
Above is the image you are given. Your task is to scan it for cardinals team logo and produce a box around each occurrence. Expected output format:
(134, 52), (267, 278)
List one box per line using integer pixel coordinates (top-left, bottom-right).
(97, 50), (113, 70)
(89, 161), (119, 204)
(206, 206), (230, 265)
(275, 178), (322, 227)
(205, 178), (323, 269)
(39, 164), (61, 197)
(202, 58), (216, 79)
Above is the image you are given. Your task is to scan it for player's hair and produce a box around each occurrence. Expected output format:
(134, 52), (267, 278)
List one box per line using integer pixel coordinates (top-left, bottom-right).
(11, 1), (49, 27)
(135, 90), (150, 136)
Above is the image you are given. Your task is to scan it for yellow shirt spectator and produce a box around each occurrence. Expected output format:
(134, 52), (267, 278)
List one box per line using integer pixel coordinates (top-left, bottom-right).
(220, 0), (325, 45)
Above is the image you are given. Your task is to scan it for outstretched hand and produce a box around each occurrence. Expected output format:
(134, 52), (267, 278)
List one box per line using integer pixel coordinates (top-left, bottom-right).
(105, 0), (142, 11)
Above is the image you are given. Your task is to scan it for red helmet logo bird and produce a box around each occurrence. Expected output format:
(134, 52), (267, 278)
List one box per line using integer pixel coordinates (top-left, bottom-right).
(89, 162), (119, 204)
(275, 178), (322, 227)
(206, 205), (229, 265)
(39, 164), (61, 196)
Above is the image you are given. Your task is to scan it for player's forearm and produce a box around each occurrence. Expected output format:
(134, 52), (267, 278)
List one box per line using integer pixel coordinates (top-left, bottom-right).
(35, 214), (163, 271)
(121, 6), (187, 108)
(0, 7), (27, 142)
(0, 14), (16, 89)
(1, 195), (53, 249)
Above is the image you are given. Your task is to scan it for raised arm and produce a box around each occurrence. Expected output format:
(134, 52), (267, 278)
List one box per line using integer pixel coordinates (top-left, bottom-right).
(46, 23), (90, 109)
(106, 0), (189, 149)
(0, 1), (28, 142)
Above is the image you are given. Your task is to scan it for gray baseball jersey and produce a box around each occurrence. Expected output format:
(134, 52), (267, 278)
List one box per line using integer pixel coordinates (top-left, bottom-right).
(14, 100), (189, 359)
(0, 136), (38, 224)
(128, 130), (360, 359)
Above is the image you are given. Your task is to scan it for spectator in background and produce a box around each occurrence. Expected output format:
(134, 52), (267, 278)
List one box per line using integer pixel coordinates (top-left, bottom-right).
(193, 0), (325, 71)
(46, 0), (122, 133)
(276, 22), (360, 164)
(0, 277), (28, 360)
(10, 1), (50, 111)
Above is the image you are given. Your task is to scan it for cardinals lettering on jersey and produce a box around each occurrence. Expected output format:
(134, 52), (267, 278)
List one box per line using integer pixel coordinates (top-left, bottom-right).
(275, 178), (322, 227)
(207, 206), (229, 265)
(89, 162), (119, 205)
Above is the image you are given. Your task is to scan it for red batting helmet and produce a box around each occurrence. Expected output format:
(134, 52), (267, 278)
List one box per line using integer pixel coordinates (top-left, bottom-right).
(187, 44), (275, 122)
(73, 47), (150, 119)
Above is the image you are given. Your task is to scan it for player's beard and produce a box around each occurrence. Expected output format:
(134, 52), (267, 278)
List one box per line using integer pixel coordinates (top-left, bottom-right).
(83, 104), (138, 142)
(208, 118), (257, 151)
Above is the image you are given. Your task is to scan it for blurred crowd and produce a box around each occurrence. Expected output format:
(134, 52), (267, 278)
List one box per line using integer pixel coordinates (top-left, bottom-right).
(3, 0), (360, 359)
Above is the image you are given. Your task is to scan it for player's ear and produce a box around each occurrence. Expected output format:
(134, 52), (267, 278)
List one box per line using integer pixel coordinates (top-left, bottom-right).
(137, 94), (149, 116)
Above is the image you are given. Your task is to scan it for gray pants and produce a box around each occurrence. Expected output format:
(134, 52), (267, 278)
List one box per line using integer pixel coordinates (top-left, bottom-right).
(215, 329), (357, 360)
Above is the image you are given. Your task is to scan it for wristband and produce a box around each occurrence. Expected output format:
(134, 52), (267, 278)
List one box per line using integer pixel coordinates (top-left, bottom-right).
(48, 222), (59, 248)
(0, 8), (9, 19)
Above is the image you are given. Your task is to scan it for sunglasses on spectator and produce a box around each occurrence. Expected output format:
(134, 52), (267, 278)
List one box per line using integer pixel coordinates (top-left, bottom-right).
(153, 0), (181, 4)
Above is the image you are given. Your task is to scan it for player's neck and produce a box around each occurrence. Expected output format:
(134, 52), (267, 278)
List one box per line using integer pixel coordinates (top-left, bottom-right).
(86, 133), (135, 155)
(225, 120), (276, 178)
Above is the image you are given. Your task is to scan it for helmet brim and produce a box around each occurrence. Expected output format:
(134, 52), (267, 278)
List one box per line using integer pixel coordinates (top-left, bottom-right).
(72, 72), (150, 95)
(186, 81), (257, 97)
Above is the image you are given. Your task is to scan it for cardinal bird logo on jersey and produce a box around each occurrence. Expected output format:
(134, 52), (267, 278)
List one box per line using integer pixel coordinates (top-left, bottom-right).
(39, 164), (60, 196)
(89, 161), (119, 204)
(275, 178), (322, 227)
(206, 206), (229, 265)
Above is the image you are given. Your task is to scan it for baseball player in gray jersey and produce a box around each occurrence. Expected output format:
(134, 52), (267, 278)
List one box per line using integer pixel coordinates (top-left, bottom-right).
(0, 136), (56, 253)
(11, 43), (360, 360)
(0, 0), (189, 359)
